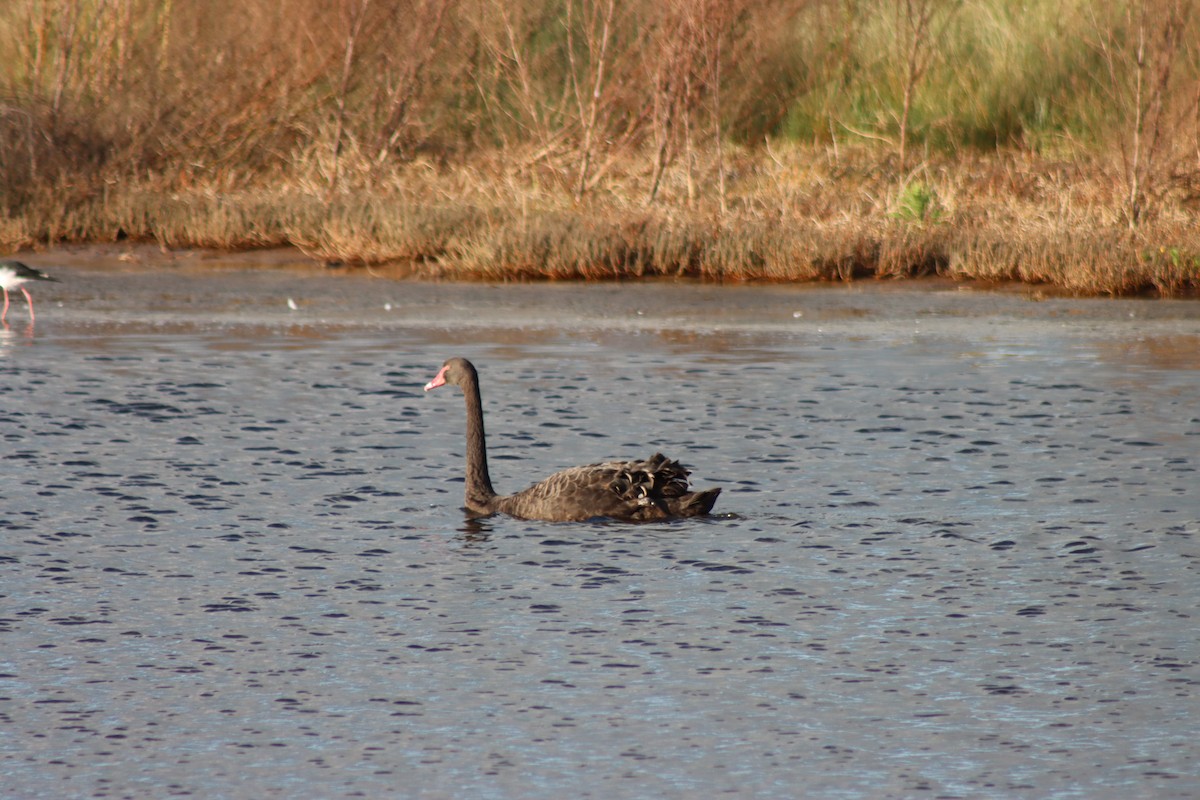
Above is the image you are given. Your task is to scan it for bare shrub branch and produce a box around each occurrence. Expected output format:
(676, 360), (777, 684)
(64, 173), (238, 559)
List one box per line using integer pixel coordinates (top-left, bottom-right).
(1089, 0), (1196, 227)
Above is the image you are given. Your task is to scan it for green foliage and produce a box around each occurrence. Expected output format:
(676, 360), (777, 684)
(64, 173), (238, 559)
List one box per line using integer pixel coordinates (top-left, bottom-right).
(1145, 245), (1200, 273)
(894, 181), (943, 224)
(751, 0), (1172, 153)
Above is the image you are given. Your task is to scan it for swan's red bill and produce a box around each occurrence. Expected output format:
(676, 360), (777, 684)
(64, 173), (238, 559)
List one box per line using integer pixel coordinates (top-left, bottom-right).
(424, 365), (450, 392)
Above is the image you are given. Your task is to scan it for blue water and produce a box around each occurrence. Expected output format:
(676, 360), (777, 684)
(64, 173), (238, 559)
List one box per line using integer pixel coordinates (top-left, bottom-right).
(1, 262), (1198, 798)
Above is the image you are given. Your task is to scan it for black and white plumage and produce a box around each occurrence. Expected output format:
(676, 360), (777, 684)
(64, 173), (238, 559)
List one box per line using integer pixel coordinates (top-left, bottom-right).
(0, 260), (58, 323)
(423, 357), (721, 522)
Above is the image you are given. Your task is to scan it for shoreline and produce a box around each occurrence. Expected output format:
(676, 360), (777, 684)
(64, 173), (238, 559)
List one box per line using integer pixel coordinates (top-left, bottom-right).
(14, 241), (1198, 302)
(18, 246), (1200, 345)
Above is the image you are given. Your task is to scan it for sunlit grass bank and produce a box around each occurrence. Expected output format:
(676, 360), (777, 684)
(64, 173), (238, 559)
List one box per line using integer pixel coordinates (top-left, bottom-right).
(4, 144), (1197, 296)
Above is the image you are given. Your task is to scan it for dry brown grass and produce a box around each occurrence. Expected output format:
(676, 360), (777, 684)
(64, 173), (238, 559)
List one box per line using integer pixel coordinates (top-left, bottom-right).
(5, 141), (1199, 296)
(2, 1), (1198, 295)
(2, 134), (1200, 297)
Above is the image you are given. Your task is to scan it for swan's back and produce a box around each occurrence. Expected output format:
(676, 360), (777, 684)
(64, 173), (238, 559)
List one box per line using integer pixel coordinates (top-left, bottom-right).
(495, 453), (721, 522)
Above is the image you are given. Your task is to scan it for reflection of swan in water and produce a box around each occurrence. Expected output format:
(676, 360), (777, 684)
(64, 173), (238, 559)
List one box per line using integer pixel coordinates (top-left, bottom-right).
(456, 515), (494, 542)
(424, 357), (721, 522)
(0, 260), (59, 323)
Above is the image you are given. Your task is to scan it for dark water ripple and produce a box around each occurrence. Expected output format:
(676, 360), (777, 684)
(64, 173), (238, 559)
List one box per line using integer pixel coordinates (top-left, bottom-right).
(0, 290), (1198, 798)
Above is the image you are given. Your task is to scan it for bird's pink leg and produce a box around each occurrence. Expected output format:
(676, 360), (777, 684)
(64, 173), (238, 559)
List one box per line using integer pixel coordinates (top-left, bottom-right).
(1, 288), (9, 322)
(21, 286), (34, 322)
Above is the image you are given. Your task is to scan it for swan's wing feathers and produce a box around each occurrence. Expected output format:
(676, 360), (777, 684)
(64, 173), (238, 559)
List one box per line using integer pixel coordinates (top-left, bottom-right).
(612, 454), (691, 499)
(500, 454), (717, 522)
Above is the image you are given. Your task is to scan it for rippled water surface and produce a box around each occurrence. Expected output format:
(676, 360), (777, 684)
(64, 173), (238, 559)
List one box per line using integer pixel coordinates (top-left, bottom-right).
(2, 257), (1199, 798)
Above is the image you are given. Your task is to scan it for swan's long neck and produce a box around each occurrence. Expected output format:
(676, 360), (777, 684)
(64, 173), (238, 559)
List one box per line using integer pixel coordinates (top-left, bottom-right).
(461, 370), (497, 505)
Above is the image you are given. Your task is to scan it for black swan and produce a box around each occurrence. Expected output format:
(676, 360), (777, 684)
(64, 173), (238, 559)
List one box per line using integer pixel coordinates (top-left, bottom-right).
(423, 357), (720, 522)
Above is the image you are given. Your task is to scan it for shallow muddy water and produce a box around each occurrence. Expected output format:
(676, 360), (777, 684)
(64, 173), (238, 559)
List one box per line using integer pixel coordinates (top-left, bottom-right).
(2, 253), (1199, 798)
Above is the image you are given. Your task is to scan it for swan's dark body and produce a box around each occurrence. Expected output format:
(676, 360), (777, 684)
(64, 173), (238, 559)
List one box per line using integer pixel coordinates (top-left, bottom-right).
(424, 357), (720, 522)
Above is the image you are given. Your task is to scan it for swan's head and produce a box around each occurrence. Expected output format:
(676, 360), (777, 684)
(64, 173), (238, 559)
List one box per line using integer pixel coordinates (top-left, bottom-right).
(424, 357), (477, 392)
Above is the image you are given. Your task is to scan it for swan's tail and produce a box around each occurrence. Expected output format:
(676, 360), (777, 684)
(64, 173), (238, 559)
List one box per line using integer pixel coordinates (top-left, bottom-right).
(671, 487), (721, 517)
